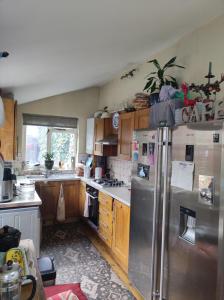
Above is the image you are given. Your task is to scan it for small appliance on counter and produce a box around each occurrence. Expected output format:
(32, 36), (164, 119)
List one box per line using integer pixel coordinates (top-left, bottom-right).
(0, 159), (17, 203)
(95, 167), (102, 180)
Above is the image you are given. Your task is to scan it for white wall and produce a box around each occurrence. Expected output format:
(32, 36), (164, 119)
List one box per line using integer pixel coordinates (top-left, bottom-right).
(17, 87), (99, 155)
(99, 15), (224, 110)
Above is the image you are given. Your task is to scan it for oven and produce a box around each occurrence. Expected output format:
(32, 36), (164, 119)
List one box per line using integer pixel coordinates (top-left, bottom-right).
(86, 184), (99, 228)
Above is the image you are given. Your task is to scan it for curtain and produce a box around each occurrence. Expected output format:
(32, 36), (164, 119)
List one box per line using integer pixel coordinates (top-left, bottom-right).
(23, 113), (78, 128)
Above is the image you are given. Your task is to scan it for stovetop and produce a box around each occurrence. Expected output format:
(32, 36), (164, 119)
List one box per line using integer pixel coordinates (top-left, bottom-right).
(93, 178), (125, 187)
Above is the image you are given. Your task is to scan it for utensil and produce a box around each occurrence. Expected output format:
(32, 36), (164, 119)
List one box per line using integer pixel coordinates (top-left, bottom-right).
(0, 260), (36, 300)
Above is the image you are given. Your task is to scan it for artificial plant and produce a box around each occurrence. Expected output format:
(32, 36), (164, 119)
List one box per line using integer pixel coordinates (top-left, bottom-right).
(144, 56), (185, 94)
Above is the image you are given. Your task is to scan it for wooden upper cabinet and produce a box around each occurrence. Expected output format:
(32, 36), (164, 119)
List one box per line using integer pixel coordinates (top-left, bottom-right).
(0, 98), (16, 160)
(118, 112), (135, 160)
(94, 118), (104, 156)
(134, 108), (150, 130)
(112, 199), (130, 272)
(94, 117), (117, 156)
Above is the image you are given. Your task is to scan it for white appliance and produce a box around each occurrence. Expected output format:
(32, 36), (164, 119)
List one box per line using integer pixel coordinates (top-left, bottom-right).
(95, 167), (102, 180)
(84, 166), (91, 179)
(86, 118), (95, 154)
(0, 207), (41, 257)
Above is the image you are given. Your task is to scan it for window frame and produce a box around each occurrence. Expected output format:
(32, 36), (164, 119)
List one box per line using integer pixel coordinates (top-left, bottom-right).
(22, 125), (78, 169)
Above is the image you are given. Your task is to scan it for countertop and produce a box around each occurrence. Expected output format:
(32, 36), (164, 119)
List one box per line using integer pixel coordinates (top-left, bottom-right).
(82, 177), (131, 207)
(0, 191), (42, 209)
(17, 174), (131, 207)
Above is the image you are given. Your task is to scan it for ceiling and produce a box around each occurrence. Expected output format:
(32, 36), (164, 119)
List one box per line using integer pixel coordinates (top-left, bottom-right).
(0, 0), (224, 104)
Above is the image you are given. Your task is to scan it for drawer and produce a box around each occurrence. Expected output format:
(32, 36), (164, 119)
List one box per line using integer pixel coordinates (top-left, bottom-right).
(98, 227), (112, 248)
(99, 192), (113, 211)
(99, 207), (113, 224)
(99, 220), (112, 236)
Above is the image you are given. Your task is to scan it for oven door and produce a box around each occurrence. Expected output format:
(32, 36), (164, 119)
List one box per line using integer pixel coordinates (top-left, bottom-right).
(87, 193), (99, 227)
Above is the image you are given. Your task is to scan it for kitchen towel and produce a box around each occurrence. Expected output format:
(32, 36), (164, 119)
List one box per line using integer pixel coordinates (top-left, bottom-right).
(84, 192), (90, 218)
(57, 184), (65, 222)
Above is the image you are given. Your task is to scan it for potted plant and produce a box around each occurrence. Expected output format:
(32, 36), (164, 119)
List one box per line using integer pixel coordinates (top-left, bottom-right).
(43, 152), (54, 170)
(144, 56), (185, 104)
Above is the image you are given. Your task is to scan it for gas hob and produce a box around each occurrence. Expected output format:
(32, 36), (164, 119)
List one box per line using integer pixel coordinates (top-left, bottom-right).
(92, 178), (126, 188)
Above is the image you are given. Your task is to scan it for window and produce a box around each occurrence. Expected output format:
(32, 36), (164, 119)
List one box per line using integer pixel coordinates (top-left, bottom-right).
(24, 125), (78, 169)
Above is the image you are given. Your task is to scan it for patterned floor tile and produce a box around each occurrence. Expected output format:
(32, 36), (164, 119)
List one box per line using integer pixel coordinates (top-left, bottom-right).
(41, 223), (135, 300)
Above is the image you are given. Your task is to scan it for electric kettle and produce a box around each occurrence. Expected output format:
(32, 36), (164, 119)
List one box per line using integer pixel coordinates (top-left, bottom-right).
(0, 260), (36, 300)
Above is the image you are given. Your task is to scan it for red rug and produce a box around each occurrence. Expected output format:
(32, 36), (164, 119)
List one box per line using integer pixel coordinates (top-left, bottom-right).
(45, 283), (87, 300)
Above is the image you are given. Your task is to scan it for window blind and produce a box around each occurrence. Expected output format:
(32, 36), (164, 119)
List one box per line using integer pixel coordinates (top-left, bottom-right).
(23, 113), (78, 129)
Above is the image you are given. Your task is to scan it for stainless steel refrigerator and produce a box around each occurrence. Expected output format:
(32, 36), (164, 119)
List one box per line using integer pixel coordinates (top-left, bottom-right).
(129, 121), (224, 300)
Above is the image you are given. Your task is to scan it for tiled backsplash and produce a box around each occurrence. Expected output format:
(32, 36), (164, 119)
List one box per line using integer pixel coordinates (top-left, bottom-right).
(107, 157), (132, 184)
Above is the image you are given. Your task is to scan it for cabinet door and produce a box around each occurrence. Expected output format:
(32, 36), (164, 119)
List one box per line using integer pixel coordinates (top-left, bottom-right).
(37, 181), (60, 223)
(63, 181), (79, 219)
(79, 181), (86, 216)
(0, 99), (16, 160)
(134, 108), (150, 130)
(0, 207), (40, 256)
(118, 112), (134, 160)
(112, 200), (130, 272)
(94, 118), (104, 155)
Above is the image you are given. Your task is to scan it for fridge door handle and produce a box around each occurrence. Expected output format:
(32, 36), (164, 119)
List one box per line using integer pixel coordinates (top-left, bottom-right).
(151, 127), (164, 300)
(159, 127), (171, 300)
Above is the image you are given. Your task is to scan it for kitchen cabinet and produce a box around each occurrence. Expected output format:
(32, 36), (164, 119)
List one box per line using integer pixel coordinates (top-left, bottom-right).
(94, 118), (117, 156)
(0, 207), (40, 257)
(79, 181), (86, 216)
(63, 181), (79, 220)
(0, 98), (17, 160)
(134, 108), (150, 130)
(98, 191), (113, 248)
(112, 199), (130, 272)
(118, 112), (135, 160)
(35, 181), (60, 224)
(35, 180), (79, 224)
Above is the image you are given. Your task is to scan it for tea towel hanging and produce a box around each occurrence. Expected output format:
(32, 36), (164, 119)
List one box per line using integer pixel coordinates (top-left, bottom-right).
(57, 184), (65, 222)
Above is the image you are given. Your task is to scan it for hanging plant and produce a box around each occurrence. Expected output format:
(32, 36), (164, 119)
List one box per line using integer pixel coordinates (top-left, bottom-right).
(143, 56), (185, 94)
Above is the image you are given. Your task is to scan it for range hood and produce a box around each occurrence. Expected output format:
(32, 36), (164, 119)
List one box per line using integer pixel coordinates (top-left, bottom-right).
(95, 135), (118, 145)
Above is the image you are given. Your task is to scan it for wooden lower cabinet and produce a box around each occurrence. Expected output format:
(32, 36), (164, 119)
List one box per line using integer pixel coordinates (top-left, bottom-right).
(97, 191), (130, 273)
(98, 192), (113, 248)
(36, 180), (80, 224)
(63, 181), (79, 219)
(112, 199), (130, 272)
(35, 181), (60, 224)
(79, 181), (86, 216)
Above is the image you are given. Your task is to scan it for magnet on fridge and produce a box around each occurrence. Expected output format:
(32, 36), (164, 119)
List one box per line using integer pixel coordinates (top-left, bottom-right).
(148, 142), (155, 165)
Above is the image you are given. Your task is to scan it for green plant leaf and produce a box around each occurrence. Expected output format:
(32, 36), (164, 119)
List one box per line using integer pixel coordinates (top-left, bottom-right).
(143, 78), (154, 91)
(150, 81), (157, 93)
(145, 72), (157, 78)
(147, 59), (161, 70)
(166, 63), (185, 69)
(158, 69), (164, 80)
(162, 56), (177, 70)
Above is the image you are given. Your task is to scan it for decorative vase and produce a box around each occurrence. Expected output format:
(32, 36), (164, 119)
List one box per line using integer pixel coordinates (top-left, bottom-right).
(45, 160), (54, 170)
(149, 93), (159, 106)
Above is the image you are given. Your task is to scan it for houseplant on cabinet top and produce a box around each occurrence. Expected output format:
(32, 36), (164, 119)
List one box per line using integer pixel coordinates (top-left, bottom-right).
(144, 56), (185, 104)
(43, 152), (54, 170)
